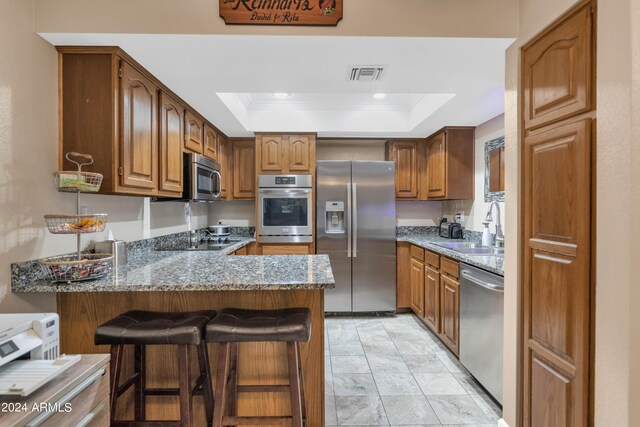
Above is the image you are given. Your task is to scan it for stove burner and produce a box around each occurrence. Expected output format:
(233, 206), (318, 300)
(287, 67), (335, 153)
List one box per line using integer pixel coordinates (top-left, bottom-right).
(205, 236), (231, 244)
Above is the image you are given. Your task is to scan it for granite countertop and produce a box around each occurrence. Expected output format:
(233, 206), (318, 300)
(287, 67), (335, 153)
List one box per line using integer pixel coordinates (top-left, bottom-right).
(397, 233), (504, 276)
(12, 236), (335, 293)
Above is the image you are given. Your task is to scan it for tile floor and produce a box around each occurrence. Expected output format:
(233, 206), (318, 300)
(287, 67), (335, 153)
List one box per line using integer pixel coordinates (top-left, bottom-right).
(324, 314), (502, 426)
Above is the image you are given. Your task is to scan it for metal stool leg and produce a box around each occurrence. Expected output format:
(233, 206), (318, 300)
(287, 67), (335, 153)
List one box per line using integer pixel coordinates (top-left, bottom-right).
(287, 342), (304, 427)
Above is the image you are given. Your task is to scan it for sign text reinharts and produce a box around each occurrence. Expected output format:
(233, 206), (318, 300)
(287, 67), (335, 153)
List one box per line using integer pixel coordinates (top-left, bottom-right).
(220, 0), (343, 25)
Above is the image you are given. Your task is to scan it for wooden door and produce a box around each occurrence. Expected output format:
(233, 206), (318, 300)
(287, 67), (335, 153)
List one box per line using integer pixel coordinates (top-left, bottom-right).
(184, 111), (204, 154)
(218, 136), (231, 199)
(424, 265), (440, 332)
(410, 258), (425, 317)
(158, 92), (183, 195)
(119, 62), (158, 190)
(523, 5), (593, 131)
(521, 2), (595, 426)
(439, 274), (459, 355)
(203, 124), (219, 161)
(287, 135), (312, 172)
(258, 135), (285, 172)
(426, 132), (447, 199)
(232, 140), (255, 199)
(389, 142), (418, 199)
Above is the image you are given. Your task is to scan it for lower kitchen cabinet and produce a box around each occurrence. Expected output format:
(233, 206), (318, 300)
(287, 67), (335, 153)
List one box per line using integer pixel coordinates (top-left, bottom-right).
(260, 244), (313, 255)
(440, 273), (460, 355)
(410, 258), (425, 317)
(400, 243), (460, 356)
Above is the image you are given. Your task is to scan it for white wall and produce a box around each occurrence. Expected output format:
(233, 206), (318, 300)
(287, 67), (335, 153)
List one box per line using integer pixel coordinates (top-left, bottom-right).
(0, 0), (208, 312)
(443, 114), (505, 232)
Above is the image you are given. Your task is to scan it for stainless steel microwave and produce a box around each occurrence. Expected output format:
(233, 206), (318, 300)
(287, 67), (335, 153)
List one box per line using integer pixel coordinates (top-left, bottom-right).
(258, 175), (313, 243)
(184, 153), (222, 202)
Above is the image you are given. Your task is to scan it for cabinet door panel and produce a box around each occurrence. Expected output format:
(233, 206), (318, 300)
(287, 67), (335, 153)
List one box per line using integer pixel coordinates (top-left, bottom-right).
(219, 136), (230, 199)
(204, 124), (219, 161)
(396, 243), (412, 309)
(120, 62), (157, 190)
(410, 258), (425, 317)
(232, 141), (255, 199)
(440, 274), (459, 355)
(184, 111), (204, 154)
(158, 92), (183, 194)
(259, 135), (285, 172)
(426, 132), (447, 199)
(523, 6), (593, 130)
(288, 135), (312, 172)
(424, 265), (440, 332)
(390, 142), (418, 199)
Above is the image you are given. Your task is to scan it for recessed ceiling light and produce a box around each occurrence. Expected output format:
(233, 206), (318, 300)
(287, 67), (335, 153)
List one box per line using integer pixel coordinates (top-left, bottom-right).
(373, 93), (387, 99)
(272, 93), (290, 99)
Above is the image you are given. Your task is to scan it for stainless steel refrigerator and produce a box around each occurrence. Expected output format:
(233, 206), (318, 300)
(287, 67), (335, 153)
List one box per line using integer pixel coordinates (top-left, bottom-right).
(316, 161), (397, 313)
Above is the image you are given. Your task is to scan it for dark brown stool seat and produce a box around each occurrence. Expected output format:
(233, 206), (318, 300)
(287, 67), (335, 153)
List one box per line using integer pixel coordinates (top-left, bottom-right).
(206, 307), (311, 427)
(96, 310), (216, 427)
(206, 307), (311, 343)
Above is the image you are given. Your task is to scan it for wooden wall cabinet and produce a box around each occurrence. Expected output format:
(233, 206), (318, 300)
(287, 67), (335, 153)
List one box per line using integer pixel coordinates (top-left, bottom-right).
(387, 129), (474, 201)
(58, 46), (229, 197)
(158, 91), (184, 196)
(232, 140), (256, 200)
(421, 127), (475, 200)
(204, 124), (219, 161)
(521, 3), (595, 426)
(184, 111), (204, 154)
(256, 133), (316, 175)
(219, 135), (231, 200)
(386, 141), (419, 199)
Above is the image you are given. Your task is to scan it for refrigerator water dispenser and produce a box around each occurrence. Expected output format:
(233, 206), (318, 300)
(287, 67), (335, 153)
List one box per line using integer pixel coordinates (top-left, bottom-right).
(325, 201), (345, 233)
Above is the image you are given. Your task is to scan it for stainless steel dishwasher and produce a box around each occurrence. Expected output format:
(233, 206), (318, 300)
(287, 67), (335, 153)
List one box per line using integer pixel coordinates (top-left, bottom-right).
(459, 263), (504, 404)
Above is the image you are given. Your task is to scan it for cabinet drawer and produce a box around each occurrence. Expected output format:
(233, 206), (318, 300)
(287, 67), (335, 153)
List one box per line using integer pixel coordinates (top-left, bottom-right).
(261, 244), (310, 255)
(424, 250), (440, 269)
(41, 363), (109, 427)
(410, 245), (425, 261)
(440, 257), (459, 279)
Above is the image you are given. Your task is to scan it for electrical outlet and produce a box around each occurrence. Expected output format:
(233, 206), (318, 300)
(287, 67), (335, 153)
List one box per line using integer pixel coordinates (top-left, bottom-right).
(457, 211), (465, 222)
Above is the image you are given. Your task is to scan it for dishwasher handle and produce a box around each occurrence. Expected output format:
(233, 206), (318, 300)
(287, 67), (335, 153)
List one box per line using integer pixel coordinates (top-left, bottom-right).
(461, 271), (504, 292)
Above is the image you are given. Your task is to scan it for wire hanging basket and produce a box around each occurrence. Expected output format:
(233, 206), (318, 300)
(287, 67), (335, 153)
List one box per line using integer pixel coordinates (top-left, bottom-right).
(53, 171), (103, 192)
(39, 253), (113, 283)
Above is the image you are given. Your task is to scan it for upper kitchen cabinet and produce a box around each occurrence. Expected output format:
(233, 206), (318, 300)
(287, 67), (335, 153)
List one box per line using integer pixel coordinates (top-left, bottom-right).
(203, 123), (219, 161)
(232, 140), (256, 200)
(256, 133), (317, 175)
(386, 141), (419, 199)
(523, 4), (594, 131)
(57, 46), (230, 197)
(184, 111), (204, 154)
(158, 91), (184, 196)
(421, 127), (475, 200)
(218, 135), (231, 200)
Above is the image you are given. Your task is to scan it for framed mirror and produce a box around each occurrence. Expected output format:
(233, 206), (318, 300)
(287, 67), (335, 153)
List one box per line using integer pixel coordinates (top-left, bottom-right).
(484, 136), (505, 202)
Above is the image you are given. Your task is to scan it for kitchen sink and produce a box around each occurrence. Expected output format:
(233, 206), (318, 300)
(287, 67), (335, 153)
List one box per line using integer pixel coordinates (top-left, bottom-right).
(455, 247), (504, 256)
(434, 242), (484, 250)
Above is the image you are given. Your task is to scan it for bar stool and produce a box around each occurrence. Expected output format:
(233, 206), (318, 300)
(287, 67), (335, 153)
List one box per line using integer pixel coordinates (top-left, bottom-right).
(95, 310), (216, 427)
(206, 307), (311, 427)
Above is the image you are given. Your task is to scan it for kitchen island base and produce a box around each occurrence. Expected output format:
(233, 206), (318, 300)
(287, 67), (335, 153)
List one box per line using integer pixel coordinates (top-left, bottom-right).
(56, 290), (324, 427)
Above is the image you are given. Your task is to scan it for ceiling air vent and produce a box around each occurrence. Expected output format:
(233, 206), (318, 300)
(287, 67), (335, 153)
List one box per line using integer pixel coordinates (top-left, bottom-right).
(348, 66), (386, 82)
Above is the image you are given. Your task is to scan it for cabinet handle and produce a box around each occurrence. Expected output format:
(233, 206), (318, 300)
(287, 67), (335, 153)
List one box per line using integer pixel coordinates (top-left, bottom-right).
(352, 183), (358, 258)
(26, 368), (106, 427)
(75, 401), (106, 427)
(347, 183), (352, 258)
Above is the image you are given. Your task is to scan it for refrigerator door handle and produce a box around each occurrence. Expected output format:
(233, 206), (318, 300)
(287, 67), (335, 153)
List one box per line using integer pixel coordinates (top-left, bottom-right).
(352, 183), (357, 258)
(347, 183), (352, 258)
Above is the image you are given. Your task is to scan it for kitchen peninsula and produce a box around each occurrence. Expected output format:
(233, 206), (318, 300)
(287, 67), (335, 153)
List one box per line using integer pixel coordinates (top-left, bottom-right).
(11, 239), (335, 427)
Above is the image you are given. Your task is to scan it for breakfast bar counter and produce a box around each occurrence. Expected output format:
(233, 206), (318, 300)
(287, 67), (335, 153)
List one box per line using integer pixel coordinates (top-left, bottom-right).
(12, 247), (334, 427)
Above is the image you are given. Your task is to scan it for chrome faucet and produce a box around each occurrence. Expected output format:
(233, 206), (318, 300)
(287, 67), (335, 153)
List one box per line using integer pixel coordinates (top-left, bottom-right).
(485, 201), (504, 247)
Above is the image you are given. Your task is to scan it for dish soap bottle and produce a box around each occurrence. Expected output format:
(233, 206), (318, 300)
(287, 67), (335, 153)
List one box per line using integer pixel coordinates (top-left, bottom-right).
(482, 222), (492, 247)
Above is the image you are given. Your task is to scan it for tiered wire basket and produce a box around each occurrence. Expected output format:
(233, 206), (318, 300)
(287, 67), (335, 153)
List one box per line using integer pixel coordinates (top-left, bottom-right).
(39, 152), (113, 283)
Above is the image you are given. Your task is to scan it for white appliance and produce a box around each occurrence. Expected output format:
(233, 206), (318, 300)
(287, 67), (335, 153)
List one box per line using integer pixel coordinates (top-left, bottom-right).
(258, 175), (314, 243)
(0, 313), (80, 396)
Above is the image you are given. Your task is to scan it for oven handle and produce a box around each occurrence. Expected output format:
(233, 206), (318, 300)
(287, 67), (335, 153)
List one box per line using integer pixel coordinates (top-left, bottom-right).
(259, 189), (312, 195)
(212, 170), (222, 198)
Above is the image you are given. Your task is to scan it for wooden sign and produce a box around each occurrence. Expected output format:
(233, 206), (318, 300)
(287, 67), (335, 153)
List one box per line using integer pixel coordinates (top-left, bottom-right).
(220, 0), (343, 26)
